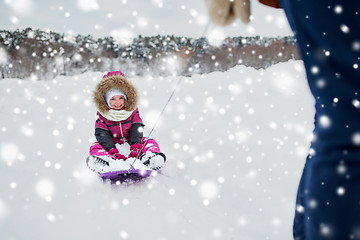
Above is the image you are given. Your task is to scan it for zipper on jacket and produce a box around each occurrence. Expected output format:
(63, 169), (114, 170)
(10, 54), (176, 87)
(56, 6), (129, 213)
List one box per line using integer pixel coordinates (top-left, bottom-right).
(119, 122), (124, 138)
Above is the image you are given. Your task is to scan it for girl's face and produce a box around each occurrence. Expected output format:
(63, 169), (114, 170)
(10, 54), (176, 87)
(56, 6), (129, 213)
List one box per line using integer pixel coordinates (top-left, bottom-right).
(109, 95), (126, 110)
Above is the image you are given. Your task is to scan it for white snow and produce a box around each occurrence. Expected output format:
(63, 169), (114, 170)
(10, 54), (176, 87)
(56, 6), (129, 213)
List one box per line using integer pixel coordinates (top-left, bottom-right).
(35, 178), (56, 201)
(0, 47), (9, 65)
(0, 142), (20, 165)
(77, 0), (99, 12)
(0, 198), (9, 220)
(4, 0), (34, 16)
(0, 61), (315, 239)
(110, 28), (135, 46)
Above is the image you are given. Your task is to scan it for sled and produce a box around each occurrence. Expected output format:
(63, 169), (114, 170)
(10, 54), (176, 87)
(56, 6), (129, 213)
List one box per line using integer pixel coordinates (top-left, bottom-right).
(99, 168), (154, 184)
(86, 155), (158, 183)
(99, 168), (154, 179)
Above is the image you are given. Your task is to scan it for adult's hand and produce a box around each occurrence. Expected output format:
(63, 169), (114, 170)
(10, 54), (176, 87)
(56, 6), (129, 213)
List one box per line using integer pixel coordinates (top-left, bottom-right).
(205, 0), (251, 25)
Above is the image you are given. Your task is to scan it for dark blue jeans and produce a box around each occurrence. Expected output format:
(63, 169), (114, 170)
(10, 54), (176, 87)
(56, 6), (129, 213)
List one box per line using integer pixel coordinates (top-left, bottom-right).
(279, 1), (360, 239)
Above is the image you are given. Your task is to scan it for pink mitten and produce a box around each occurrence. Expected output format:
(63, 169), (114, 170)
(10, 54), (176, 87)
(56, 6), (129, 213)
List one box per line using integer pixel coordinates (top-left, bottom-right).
(128, 144), (143, 158)
(108, 148), (127, 160)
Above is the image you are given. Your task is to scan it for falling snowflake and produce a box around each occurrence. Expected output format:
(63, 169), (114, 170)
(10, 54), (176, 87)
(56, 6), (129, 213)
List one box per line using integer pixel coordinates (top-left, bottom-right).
(318, 115), (331, 128)
(10, 16), (19, 24)
(308, 199), (318, 209)
(190, 179), (197, 186)
(122, 199), (129, 206)
(352, 41), (360, 51)
(248, 108), (255, 115)
(316, 78), (326, 88)
(111, 29), (135, 46)
(169, 188), (176, 196)
(320, 224), (332, 237)
(352, 100), (360, 109)
(311, 66), (319, 75)
(245, 156), (253, 163)
(237, 216), (247, 226)
(35, 179), (55, 202)
(77, 0), (99, 11)
(340, 24), (350, 34)
(272, 217), (282, 227)
(337, 162), (347, 174)
(296, 204), (305, 213)
(212, 228), (222, 238)
(137, 17), (148, 28)
(4, 0), (34, 16)
(47, 213), (56, 222)
(334, 5), (343, 14)
(228, 84), (242, 94)
(336, 186), (345, 196)
(208, 29), (226, 47)
(0, 198), (9, 221)
(352, 132), (360, 145)
(21, 125), (34, 137)
(0, 142), (20, 165)
(199, 180), (218, 199)
(52, 129), (60, 136)
(119, 230), (129, 239)
(10, 182), (17, 189)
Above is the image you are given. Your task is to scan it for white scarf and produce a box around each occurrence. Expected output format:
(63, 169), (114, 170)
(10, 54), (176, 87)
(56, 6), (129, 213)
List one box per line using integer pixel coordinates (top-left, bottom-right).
(99, 109), (133, 122)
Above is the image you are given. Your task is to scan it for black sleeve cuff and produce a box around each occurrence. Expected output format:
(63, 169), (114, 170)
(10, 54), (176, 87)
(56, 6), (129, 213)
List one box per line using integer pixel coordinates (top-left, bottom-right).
(130, 123), (145, 145)
(95, 128), (116, 152)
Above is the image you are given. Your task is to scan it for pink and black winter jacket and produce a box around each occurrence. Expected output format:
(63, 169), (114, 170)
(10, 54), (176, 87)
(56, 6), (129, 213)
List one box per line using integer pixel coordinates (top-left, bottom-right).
(95, 109), (144, 152)
(93, 71), (144, 152)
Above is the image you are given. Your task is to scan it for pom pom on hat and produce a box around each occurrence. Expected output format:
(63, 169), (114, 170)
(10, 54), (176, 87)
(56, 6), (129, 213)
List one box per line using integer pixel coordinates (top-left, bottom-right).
(104, 88), (127, 108)
(103, 71), (125, 79)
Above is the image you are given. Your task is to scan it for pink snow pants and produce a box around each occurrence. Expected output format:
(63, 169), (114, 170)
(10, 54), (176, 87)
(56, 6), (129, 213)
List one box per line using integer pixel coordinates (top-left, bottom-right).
(89, 138), (161, 158)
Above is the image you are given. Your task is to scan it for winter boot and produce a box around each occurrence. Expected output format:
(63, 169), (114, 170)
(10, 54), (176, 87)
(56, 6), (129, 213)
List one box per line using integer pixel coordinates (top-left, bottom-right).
(86, 155), (112, 173)
(141, 152), (166, 171)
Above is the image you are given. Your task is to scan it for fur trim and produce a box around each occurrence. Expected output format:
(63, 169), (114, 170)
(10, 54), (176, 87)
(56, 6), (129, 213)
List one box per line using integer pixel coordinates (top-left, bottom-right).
(94, 74), (138, 113)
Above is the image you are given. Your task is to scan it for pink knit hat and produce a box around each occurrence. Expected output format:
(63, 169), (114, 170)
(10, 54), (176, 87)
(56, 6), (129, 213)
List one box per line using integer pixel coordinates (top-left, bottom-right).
(103, 71), (126, 79)
(102, 71), (128, 107)
(103, 88), (127, 108)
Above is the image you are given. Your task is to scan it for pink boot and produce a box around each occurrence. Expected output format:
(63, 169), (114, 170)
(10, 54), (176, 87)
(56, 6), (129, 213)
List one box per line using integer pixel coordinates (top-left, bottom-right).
(139, 138), (166, 170)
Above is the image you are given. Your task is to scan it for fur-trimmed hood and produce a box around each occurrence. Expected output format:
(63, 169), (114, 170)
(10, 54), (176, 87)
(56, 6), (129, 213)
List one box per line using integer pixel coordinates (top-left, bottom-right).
(94, 72), (138, 113)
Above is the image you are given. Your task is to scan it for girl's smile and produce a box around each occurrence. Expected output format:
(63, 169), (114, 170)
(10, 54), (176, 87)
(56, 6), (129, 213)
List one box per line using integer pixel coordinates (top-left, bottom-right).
(109, 95), (126, 110)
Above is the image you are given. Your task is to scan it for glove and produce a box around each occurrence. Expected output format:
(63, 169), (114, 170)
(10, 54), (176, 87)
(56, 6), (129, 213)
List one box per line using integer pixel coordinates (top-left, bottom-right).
(128, 144), (143, 158)
(108, 148), (127, 160)
(205, 0), (250, 25)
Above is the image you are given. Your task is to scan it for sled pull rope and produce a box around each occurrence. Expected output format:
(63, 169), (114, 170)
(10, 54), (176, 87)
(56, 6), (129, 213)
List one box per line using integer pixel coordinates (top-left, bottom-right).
(136, 21), (212, 158)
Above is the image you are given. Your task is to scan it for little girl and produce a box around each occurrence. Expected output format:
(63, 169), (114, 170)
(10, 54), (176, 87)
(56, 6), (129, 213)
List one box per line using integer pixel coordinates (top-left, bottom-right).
(86, 71), (166, 174)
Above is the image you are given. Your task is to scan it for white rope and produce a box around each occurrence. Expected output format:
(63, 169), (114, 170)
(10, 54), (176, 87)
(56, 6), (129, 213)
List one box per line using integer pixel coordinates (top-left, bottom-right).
(135, 21), (212, 160)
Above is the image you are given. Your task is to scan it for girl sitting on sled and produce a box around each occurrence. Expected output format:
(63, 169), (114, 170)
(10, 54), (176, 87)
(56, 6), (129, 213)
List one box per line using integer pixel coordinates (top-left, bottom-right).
(87, 71), (166, 174)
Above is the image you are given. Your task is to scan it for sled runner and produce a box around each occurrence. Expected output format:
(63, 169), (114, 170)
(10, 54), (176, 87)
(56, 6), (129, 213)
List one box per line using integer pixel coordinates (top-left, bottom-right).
(100, 168), (154, 179)
(86, 155), (160, 181)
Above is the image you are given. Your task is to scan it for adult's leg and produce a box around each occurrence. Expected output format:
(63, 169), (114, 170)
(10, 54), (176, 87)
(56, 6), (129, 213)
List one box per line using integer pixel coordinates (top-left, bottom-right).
(280, 1), (360, 239)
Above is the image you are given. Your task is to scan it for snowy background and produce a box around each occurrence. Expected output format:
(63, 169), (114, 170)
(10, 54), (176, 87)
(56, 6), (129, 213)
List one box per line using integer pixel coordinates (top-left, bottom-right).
(0, 63), (314, 240)
(0, 0), (292, 39)
(0, 0), (315, 240)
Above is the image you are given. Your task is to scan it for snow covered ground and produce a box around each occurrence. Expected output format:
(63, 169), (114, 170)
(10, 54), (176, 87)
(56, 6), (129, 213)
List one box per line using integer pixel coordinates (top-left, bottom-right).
(0, 61), (314, 240)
